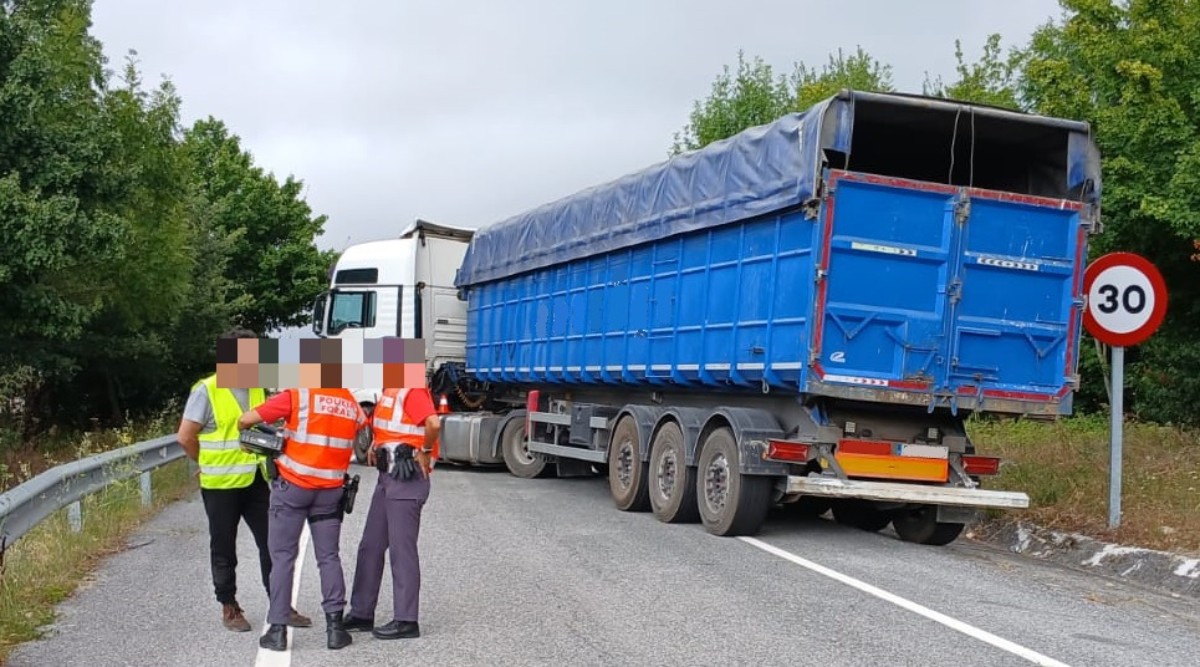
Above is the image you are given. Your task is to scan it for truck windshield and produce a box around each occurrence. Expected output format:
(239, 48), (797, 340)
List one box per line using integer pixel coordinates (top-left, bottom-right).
(328, 290), (376, 333)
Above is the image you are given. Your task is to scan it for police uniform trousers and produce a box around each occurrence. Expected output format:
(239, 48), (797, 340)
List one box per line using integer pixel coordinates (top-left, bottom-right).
(348, 466), (430, 623)
(266, 476), (347, 625)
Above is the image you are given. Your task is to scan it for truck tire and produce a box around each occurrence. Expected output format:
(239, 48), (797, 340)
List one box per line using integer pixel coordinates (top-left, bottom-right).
(696, 426), (771, 536)
(784, 495), (832, 518)
(892, 505), (965, 546)
(648, 421), (699, 524)
(608, 415), (650, 512)
(353, 403), (374, 465)
(501, 416), (553, 479)
(831, 499), (893, 532)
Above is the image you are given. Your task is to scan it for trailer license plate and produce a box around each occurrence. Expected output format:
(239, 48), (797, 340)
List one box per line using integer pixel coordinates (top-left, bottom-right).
(900, 444), (948, 459)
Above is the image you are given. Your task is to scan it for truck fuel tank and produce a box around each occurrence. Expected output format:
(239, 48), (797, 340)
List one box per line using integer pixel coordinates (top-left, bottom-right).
(438, 412), (506, 466)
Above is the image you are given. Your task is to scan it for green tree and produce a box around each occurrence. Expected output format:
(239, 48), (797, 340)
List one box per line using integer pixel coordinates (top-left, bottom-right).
(1, 0), (334, 436)
(792, 46), (896, 111)
(182, 118), (337, 335)
(670, 46), (895, 155)
(1019, 0), (1200, 424)
(0, 0), (129, 430)
(923, 34), (1024, 109)
(53, 53), (197, 425)
(670, 51), (794, 155)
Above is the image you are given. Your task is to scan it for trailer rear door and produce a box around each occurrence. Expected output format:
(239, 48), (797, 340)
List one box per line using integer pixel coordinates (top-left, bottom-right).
(808, 169), (1086, 415)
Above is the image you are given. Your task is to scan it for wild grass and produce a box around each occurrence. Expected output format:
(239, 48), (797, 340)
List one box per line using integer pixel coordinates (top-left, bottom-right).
(0, 405), (195, 664)
(967, 412), (1200, 557)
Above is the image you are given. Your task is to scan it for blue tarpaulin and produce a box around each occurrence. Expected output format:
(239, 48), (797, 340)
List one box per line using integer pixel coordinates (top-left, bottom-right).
(454, 90), (1100, 288)
(454, 98), (839, 287)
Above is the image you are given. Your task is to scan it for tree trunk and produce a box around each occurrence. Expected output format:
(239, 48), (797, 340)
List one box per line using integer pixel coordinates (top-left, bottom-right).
(106, 369), (124, 427)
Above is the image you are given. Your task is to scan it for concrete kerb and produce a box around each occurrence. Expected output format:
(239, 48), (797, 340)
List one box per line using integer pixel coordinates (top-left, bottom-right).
(968, 520), (1200, 600)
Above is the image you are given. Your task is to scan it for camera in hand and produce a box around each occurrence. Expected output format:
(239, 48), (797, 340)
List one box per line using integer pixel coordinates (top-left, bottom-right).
(238, 424), (285, 458)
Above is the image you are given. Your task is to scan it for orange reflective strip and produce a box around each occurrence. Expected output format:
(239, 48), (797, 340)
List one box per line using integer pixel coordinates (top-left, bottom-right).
(834, 452), (949, 483)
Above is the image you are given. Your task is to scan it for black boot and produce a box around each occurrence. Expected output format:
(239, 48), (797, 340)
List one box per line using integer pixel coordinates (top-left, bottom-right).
(342, 614), (374, 632)
(259, 624), (287, 651)
(326, 611), (352, 650)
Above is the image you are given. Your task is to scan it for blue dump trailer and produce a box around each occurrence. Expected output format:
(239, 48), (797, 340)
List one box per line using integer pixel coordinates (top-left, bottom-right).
(418, 90), (1100, 544)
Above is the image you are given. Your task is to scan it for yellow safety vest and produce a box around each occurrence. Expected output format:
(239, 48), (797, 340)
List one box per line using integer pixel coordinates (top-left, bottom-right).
(193, 375), (267, 490)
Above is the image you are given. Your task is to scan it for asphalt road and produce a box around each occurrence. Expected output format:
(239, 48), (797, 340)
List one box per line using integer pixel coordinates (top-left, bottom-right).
(9, 462), (1200, 667)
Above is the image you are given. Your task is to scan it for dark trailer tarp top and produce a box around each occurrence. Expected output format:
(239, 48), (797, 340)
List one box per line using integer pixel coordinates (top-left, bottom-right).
(454, 89), (1101, 288)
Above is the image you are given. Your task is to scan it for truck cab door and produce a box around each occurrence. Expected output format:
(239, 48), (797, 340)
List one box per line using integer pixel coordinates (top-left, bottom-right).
(326, 289), (387, 340)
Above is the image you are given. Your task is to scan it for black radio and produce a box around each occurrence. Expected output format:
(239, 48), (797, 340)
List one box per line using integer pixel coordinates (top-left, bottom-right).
(238, 424), (285, 458)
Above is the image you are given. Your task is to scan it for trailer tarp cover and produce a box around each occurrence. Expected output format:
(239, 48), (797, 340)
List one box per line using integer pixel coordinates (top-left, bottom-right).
(454, 91), (1099, 287)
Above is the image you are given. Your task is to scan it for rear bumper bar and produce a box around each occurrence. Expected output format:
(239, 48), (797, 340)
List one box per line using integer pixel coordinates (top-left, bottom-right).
(785, 475), (1030, 510)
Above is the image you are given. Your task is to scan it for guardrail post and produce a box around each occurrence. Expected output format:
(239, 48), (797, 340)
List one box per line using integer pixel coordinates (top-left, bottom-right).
(68, 501), (82, 532)
(140, 471), (152, 507)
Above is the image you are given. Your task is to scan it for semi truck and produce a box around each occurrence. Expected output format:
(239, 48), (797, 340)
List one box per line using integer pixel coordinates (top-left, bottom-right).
(311, 89), (1102, 545)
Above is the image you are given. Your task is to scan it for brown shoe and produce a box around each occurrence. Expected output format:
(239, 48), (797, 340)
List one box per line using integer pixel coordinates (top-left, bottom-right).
(223, 603), (252, 632)
(288, 607), (313, 628)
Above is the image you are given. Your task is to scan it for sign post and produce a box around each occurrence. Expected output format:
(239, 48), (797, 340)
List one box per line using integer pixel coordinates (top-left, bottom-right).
(1081, 252), (1167, 529)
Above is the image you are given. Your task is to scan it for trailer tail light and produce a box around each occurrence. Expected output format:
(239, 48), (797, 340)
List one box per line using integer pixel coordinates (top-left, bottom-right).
(766, 440), (811, 462)
(962, 455), (1001, 476)
(836, 439), (894, 456)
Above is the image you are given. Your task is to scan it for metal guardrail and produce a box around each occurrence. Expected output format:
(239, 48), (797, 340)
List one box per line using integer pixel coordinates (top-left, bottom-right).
(0, 435), (186, 556)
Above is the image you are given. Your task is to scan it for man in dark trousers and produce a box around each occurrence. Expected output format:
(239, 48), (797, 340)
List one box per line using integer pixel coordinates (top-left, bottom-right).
(342, 386), (440, 640)
(176, 327), (312, 632)
(238, 381), (368, 652)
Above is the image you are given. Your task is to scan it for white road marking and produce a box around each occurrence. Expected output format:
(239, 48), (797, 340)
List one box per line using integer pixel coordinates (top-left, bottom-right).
(738, 536), (1072, 667)
(254, 521), (312, 667)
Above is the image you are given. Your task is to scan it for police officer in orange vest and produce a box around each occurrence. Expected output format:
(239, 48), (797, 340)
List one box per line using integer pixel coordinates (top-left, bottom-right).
(341, 386), (440, 640)
(238, 385), (367, 652)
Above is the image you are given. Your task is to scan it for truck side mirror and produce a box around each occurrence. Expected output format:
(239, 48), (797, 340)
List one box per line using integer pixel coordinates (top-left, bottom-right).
(311, 291), (329, 336)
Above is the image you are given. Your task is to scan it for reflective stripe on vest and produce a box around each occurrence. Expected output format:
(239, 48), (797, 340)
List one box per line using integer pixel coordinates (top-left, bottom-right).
(371, 388), (427, 449)
(194, 376), (266, 490)
(276, 388), (364, 490)
(284, 390), (356, 450)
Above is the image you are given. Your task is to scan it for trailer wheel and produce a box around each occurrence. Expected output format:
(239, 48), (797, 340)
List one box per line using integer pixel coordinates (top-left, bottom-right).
(831, 499), (893, 532)
(648, 421), (699, 524)
(784, 495), (832, 518)
(696, 426), (771, 536)
(892, 505), (965, 546)
(501, 417), (552, 479)
(608, 415), (650, 512)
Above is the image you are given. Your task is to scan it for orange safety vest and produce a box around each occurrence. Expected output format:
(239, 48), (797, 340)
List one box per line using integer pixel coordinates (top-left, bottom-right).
(277, 388), (365, 490)
(372, 388), (437, 459)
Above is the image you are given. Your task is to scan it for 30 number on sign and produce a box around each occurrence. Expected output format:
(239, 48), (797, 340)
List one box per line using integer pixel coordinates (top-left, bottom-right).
(1082, 253), (1167, 347)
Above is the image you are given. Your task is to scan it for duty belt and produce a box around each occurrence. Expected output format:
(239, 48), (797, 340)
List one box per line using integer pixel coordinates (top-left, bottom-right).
(307, 473), (361, 525)
(375, 443), (421, 481)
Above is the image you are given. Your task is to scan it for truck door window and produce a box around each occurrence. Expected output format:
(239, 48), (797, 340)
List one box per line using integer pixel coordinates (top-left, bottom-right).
(329, 291), (376, 333)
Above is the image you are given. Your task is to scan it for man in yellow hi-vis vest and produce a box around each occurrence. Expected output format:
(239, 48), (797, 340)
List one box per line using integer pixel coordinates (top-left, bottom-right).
(176, 327), (312, 633)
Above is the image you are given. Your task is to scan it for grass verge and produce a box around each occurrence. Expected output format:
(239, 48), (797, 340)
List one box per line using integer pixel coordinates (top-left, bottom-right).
(0, 405), (196, 665)
(968, 413), (1200, 557)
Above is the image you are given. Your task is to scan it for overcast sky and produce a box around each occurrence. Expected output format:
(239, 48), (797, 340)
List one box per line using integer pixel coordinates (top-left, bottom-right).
(88, 0), (1067, 256)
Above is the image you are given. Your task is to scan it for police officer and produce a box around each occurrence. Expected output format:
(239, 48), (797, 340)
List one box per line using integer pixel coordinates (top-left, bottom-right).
(175, 327), (312, 632)
(238, 382), (367, 652)
(341, 386), (440, 640)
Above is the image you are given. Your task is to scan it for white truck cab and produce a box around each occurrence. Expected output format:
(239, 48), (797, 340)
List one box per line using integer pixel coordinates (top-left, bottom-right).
(310, 218), (475, 461)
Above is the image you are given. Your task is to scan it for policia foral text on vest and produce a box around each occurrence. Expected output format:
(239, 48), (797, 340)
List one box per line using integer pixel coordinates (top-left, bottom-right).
(238, 385), (368, 652)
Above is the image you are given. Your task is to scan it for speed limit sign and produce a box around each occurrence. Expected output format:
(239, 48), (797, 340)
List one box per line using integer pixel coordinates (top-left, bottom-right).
(1082, 252), (1167, 347)
(1082, 251), (1167, 530)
